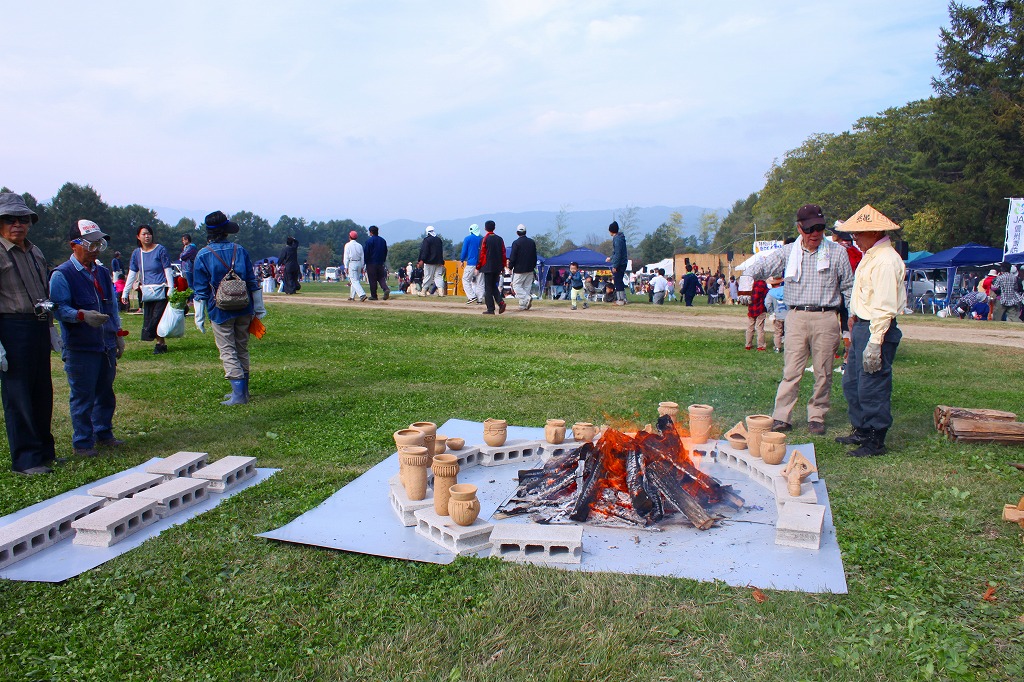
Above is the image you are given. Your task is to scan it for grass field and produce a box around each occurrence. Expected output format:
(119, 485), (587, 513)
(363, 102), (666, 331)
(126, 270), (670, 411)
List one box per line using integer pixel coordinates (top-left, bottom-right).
(1, 294), (1022, 681)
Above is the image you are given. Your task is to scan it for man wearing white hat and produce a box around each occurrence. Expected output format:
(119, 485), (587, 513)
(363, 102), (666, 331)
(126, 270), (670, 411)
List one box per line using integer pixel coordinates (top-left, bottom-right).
(508, 224), (537, 310)
(417, 226), (445, 296)
(836, 205), (906, 457)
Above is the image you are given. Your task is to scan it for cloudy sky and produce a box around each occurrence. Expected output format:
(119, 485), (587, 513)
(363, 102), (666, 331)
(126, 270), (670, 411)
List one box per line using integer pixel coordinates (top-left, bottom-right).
(4, 1), (950, 224)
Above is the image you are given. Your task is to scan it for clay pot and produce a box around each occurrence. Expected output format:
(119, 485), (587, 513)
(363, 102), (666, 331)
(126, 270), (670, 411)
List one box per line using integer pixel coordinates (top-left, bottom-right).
(409, 422), (437, 460)
(545, 419), (566, 444)
(448, 483), (481, 526)
(726, 433), (747, 450)
(431, 454), (460, 515)
(394, 428), (427, 484)
(447, 437), (465, 451)
(483, 418), (507, 447)
(433, 435), (449, 455)
(745, 414), (774, 458)
(398, 446), (431, 501)
(572, 422), (596, 441)
(687, 404), (714, 445)
(658, 401), (680, 420)
(760, 431), (787, 465)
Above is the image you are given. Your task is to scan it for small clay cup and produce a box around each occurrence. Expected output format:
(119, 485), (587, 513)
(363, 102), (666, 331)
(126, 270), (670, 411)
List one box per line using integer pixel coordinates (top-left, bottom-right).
(446, 437), (465, 451)
(545, 419), (566, 444)
(760, 431), (787, 465)
(483, 418), (507, 447)
(433, 435), (449, 455)
(658, 401), (680, 419)
(726, 433), (747, 450)
(572, 422), (596, 441)
(448, 483), (481, 526)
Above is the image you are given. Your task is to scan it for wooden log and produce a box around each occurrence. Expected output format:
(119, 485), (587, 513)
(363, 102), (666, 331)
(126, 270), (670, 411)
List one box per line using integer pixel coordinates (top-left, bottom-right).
(947, 418), (1024, 444)
(935, 406), (1017, 434)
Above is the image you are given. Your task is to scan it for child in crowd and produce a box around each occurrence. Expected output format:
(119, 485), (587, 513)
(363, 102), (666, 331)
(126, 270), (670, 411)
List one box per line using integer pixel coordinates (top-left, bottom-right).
(565, 262), (588, 310)
(583, 275), (596, 301)
(765, 277), (788, 352)
(114, 274), (127, 312)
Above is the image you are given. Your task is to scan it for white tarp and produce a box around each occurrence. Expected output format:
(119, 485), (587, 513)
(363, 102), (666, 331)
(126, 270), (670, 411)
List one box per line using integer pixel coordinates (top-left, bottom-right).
(1004, 198), (1024, 259)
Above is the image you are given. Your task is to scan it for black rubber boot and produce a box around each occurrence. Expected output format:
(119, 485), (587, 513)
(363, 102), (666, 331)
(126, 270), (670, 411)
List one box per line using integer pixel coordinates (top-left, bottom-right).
(847, 428), (887, 457)
(835, 427), (869, 445)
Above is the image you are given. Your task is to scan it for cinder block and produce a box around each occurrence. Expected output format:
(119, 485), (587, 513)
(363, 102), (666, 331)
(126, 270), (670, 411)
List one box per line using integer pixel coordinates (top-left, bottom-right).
(537, 443), (582, 461)
(146, 451), (209, 480)
(489, 523), (583, 564)
(72, 497), (159, 547)
(88, 472), (165, 502)
(0, 495), (107, 569)
(414, 508), (492, 555)
(451, 446), (481, 469)
(775, 503), (825, 549)
(134, 478), (210, 518)
(389, 478), (433, 526)
(190, 456), (257, 492)
(478, 439), (542, 467)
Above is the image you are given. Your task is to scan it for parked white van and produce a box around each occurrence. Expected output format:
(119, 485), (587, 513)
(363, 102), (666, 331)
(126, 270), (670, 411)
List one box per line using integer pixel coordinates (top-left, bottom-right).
(324, 266), (341, 282)
(907, 270), (948, 298)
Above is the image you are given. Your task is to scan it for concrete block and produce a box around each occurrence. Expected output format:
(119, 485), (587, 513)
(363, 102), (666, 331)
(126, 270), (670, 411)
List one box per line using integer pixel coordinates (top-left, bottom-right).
(146, 451), (209, 480)
(190, 456), (257, 492)
(478, 439), (542, 467)
(0, 495), (107, 569)
(134, 478), (210, 518)
(72, 497), (159, 547)
(389, 478), (433, 527)
(451, 446), (481, 469)
(775, 503), (825, 549)
(537, 443), (581, 461)
(489, 523), (583, 564)
(414, 508), (492, 555)
(88, 472), (165, 502)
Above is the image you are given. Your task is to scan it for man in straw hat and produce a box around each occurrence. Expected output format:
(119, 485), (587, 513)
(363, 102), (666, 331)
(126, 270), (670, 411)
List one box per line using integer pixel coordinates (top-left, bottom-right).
(742, 204), (854, 436)
(835, 205), (906, 457)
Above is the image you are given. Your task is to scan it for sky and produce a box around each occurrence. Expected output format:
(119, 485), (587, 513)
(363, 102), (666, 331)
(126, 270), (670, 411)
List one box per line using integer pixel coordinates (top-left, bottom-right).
(4, 1), (952, 225)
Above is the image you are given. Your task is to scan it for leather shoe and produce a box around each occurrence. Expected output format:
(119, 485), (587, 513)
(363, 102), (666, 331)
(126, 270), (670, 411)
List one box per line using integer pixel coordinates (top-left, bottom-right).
(771, 420), (792, 432)
(807, 421), (826, 436)
(15, 465), (53, 475)
(97, 438), (125, 448)
(74, 447), (99, 457)
(498, 300), (506, 314)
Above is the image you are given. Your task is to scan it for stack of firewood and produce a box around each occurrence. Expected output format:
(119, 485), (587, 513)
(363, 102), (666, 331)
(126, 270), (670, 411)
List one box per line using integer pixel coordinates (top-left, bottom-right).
(934, 405), (1024, 444)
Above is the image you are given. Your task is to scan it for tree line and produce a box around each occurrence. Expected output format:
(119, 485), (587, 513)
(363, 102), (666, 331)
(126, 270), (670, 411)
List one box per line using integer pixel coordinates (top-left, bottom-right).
(713, 1), (1024, 255)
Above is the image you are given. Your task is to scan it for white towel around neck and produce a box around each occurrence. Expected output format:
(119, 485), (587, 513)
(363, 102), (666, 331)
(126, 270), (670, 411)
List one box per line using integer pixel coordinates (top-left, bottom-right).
(784, 235), (830, 282)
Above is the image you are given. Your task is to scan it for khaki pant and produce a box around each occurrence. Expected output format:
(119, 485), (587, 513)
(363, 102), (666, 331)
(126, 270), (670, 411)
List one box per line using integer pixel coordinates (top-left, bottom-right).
(773, 319), (785, 351)
(212, 315), (253, 380)
(745, 313), (765, 349)
(772, 310), (841, 425)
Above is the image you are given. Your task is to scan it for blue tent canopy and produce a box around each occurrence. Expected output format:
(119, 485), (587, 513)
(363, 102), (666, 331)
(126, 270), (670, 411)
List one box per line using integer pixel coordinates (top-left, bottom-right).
(1006, 251), (1024, 264)
(906, 242), (1003, 303)
(905, 250), (932, 263)
(538, 247), (611, 298)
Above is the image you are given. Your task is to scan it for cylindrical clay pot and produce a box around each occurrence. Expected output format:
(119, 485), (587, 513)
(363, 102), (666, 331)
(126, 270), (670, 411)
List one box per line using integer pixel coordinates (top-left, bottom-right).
(545, 419), (566, 444)
(394, 428), (426, 485)
(409, 422), (437, 460)
(431, 454), (460, 515)
(398, 446), (431, 501)
(688, 404), (714, 445)
(760, 431), (787, 465)
(745, 414), (774, 458)
(433, 435), (448, 455)
(483, 418), (507, 447)
(658, 401), (680, 420)
(448, 483), (481, 526)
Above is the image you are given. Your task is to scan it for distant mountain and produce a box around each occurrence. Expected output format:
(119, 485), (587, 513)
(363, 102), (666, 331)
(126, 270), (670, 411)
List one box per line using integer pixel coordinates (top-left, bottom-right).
(380, 206), (726, 243)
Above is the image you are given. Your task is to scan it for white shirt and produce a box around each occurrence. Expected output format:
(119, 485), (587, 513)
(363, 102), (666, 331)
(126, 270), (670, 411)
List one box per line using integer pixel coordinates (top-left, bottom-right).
(343, 240), (364, 266)
(651, 275), (669, 293)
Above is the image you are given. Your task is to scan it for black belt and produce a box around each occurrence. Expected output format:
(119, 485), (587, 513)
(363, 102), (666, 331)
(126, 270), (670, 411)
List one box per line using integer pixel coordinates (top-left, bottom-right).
(791, 305), (839, 312)
(0, 312), (49, 321)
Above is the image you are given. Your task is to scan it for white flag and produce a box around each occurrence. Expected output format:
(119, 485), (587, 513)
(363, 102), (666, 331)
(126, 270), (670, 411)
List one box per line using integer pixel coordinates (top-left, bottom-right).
(1005, 198), (1024, 258)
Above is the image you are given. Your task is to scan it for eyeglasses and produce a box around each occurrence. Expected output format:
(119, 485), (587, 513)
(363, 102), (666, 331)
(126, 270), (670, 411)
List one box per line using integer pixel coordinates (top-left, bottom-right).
(798, 224), (826, 234)
(1, 215), (32, 226)
(73, 238), (108, 253)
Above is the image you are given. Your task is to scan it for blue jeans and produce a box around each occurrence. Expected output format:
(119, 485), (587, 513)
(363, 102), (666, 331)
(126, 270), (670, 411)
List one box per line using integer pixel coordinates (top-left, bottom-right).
(843, 319), (901, 430)
(64, 348), (117, 449)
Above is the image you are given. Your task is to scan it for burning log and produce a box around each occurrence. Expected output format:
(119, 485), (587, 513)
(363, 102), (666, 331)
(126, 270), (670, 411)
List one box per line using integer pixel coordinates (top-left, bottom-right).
(646, 460), (716, 530)
(569, 443), (606, 521)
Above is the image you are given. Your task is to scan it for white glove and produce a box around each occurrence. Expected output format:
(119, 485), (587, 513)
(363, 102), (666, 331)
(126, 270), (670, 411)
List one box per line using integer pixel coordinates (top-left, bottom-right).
(80, 310), (110, 328)
(115, 334), (125, 359)
(252, 290), (267, 320)
(194, 300), (207, 334)
(49, 327), (64, 354)
(862, 342), (883, 374)
(0, 339), (8, 372)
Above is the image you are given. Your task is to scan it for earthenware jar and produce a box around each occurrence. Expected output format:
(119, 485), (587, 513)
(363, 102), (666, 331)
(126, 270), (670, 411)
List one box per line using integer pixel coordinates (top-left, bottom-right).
(658, 401), (680, 420)
(446, 437), (465, 451)
(687, 404), (714, 445)
(434, 435), (449, 455)
(483, 418), (507, 447)
(448, 483), (481, 526)
(398, 446), (431, 501)
(760, 431), (787, 465)
(745, 414), (774, 458)
(394, 428), (427, 483)
(409, 422), (437, 460)
(545, 419), (566, 444)
(431, 454), (460, 515)
(572, 422), (596, 441)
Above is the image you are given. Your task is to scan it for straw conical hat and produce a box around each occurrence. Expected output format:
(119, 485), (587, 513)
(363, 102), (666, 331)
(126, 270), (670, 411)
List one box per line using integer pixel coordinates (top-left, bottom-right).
(841, 204), (900, 232)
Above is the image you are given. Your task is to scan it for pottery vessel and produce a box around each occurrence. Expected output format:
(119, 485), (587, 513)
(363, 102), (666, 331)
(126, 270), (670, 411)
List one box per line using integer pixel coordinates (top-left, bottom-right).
(431, 454), (460, 515)
(433, 435), (449, 455)
(545, 419), (566, 444)
(398, 446), (431, 501)
(448, 483), (481, 526)
(409, 422), (437, 460)
(394, 428), (427, 483)
(446, 437), (465, 451)
(572, 422), (596, 441)
(782, 451), (817, 496)
(760, 431), (787, 465)
(658, 401), (680, 420)
(483, 418), (507, 447)
(726, 433), (748, 450)
(687, 404), (714, 445)
(744, 414), (774, 458)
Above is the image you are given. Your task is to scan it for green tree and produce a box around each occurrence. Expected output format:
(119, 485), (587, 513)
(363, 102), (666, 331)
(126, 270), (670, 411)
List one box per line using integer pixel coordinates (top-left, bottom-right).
(106, 204), (168, 256)
(612, 205), (641, 246)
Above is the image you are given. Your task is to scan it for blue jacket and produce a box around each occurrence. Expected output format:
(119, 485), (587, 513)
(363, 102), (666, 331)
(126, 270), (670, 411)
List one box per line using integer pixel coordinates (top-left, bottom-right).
(364, 235), (388, 265)
(611, 233), (627, 268)
(193, 239), (259, 324)
(460, 233), (482, 266)
(50, 255), (120, 353)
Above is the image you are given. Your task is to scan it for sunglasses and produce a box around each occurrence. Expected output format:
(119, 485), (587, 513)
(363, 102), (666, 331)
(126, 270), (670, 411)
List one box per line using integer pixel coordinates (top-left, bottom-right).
(798, 224), (826, 234)
(1, 215), (32, 226)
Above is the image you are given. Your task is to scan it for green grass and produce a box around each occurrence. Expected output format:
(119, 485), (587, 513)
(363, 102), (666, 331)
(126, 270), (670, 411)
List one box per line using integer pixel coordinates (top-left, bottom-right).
(1, 302), (1022, 681)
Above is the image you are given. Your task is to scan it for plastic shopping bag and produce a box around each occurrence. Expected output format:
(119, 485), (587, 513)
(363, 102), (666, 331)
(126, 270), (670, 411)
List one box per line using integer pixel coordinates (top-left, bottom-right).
(157, 305), (186, 338)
